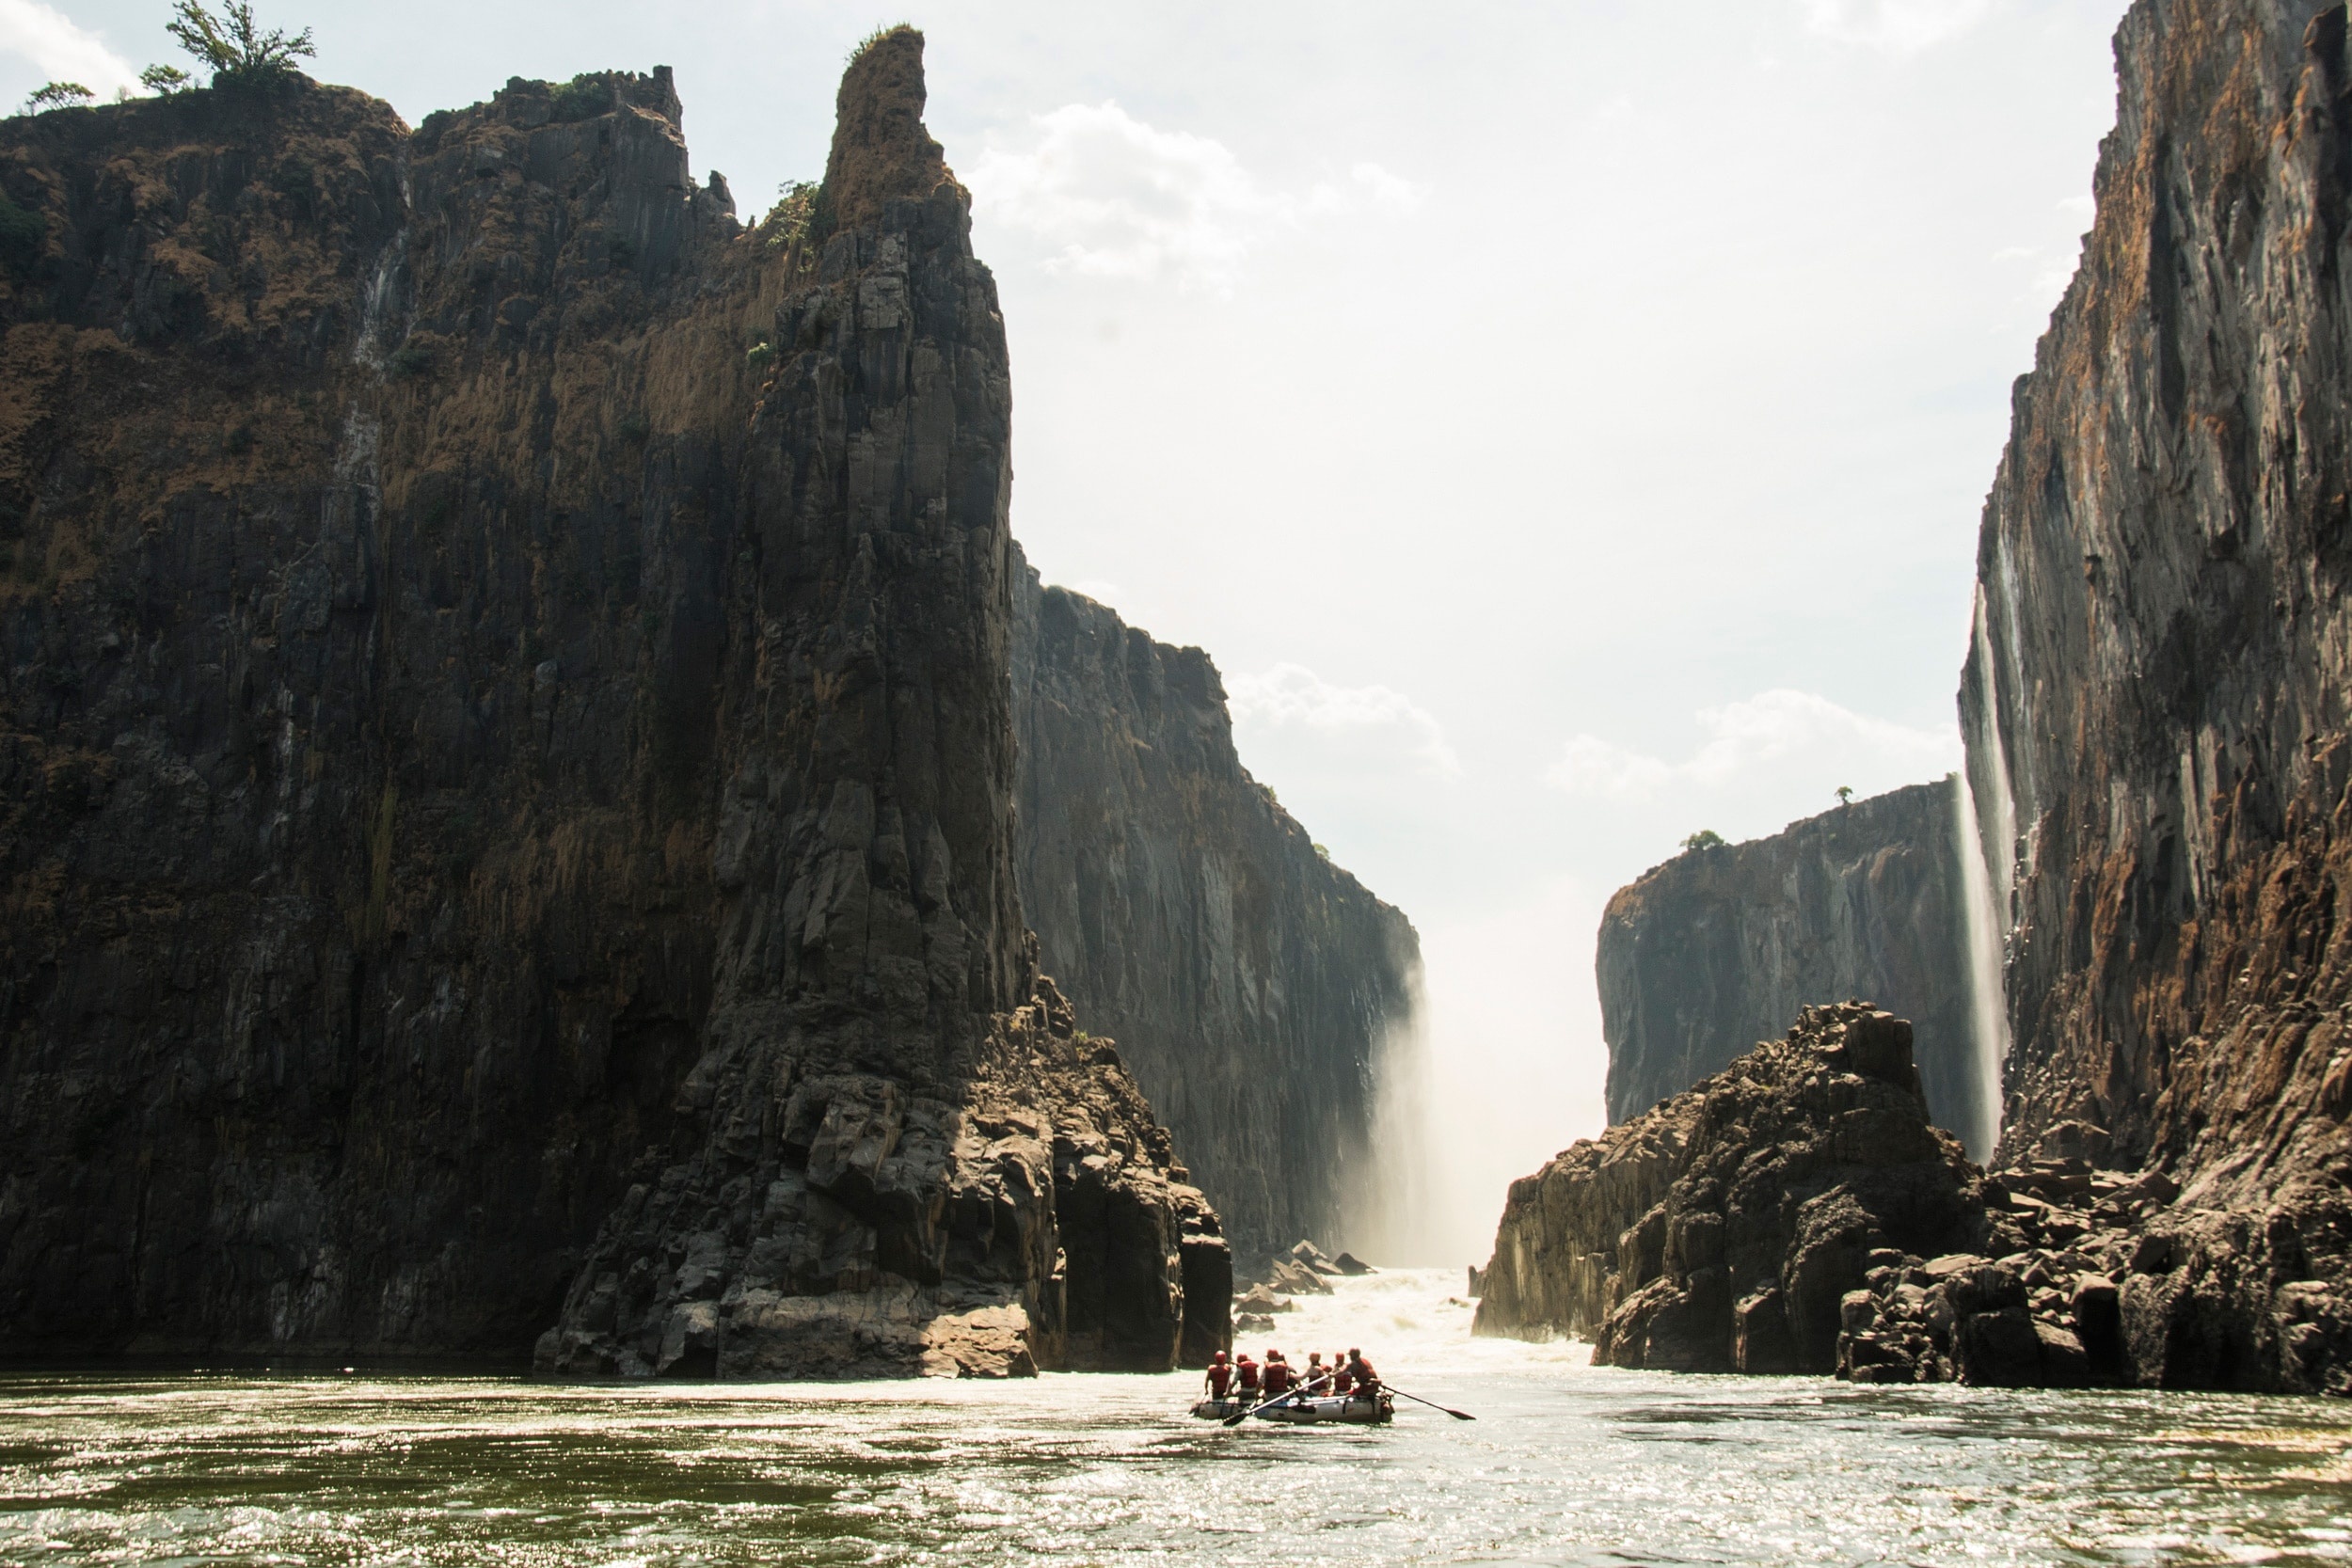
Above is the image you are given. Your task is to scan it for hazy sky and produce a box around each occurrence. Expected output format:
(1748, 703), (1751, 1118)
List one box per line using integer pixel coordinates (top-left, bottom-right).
(4, 0), (2135, 1255)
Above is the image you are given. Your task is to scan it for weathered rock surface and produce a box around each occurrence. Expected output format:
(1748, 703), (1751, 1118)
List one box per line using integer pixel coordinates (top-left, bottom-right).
(1480, 998), (2350, 1390)
(1010, 555), (1420, 1262)
(1956, 0), (2352, 1392)
(1476, 1003), (1997, 1372)
(1599, 779), (1989, 1151)
(0, 33), (1227, 1375)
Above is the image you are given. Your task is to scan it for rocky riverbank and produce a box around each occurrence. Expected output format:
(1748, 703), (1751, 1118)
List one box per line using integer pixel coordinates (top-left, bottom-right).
(1476, 1002), (2352, 1392)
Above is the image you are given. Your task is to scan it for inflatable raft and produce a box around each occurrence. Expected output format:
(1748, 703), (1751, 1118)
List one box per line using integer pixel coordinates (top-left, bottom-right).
(1189, 1392), (1394, 1424)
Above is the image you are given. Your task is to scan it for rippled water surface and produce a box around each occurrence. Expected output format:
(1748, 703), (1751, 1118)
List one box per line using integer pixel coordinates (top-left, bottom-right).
(5, 1271), (2349, 1565)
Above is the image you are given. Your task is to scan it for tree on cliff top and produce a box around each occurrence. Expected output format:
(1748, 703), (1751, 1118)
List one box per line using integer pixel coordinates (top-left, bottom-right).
(167, 0), (314, 88)
(24, 82), (95, 113)
(1681, 829), (1727, 852)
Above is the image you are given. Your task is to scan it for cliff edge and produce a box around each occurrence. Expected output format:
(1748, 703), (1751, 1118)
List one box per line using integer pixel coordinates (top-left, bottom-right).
(1599, 779), (1988, 1151)
(0, 32), (1227, 1376)
(1009, 548), (1422, 1262)
(1957, 0), (2352, 1388)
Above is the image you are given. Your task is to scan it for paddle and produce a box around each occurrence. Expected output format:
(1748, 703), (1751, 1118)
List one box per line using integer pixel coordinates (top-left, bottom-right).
(1384, 1385), (1476, 1421)
(1220, 1371), (1334, 1427)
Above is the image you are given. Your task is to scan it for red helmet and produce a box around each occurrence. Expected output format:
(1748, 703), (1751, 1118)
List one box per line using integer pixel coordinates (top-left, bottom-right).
(1237, 1354), (1255, 1364)
(1211, 1351), (1228, 1364)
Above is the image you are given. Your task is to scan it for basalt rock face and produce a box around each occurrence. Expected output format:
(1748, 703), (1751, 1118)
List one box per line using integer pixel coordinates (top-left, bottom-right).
(1958, 0), (2352, 1391)
(0, 33), (1226, 1376)
(1009, 550), (1420, 1263)
(1474, 1002), (2297, 1387)
(1474, 1003), (1998, 1373)
(1599, 780), (1988, 1152)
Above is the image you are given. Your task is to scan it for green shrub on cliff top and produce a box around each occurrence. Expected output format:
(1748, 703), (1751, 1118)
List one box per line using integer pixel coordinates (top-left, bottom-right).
(1680, 829), (1727, 852)
(848, 23), (917, 64)
(24, 82), (95, 113)
(547, 73), (610, 123)
(167, 0), (315, 89)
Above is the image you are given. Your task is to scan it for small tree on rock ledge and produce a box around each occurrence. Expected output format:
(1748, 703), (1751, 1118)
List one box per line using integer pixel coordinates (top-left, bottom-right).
(167, 0), (315, 89)
(1680, 829), (1727, 852)
(24, 82), (95, 113)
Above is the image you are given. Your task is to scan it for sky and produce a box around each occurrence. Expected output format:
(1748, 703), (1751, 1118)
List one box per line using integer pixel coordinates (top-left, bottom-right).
(3, 0), (2136, 1259)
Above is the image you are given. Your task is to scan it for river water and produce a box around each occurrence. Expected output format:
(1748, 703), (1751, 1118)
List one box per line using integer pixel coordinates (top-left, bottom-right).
(4, 1270), (2348, 1566)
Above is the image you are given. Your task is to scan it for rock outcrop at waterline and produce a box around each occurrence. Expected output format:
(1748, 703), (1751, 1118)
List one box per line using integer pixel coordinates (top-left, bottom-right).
(1475, 1004), (1997, 1372)
(0, 33), (1227, 1376)
(1954, 0), (2352, 1391)
(1473, 1003), (2251, 1387)
(1599, 779), (1987, 1151)
(1010, 549), (1421, 1262)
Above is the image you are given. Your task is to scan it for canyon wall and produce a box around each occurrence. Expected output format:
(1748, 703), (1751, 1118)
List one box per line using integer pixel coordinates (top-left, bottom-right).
(1956, 0), (2352, 1387)
(1485, 0), (2352, 1392)
(0, 33), (1227, 1376)
(1598, 779), (1989, 1152)
(1010, 551), (1421, 1263)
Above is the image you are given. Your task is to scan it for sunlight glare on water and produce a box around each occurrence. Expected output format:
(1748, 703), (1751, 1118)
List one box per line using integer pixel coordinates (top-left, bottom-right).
(4, 1270), (2349, 1565)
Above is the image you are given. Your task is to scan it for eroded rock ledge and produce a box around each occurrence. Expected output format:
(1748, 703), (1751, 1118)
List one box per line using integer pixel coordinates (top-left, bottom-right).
(1475, 1002), (2352, 1392)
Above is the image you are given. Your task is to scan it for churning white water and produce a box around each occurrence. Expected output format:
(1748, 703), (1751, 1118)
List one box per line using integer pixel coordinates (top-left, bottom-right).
(7, 1270), (2349, 1566)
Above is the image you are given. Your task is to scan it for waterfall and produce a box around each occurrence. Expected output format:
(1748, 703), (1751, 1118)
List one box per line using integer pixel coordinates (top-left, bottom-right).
(353, 227), (411, 372)
(1955, 584), (2019, 1162)
(1953, 767), (2010, 1161)
(1349, 959), (1442, 1264)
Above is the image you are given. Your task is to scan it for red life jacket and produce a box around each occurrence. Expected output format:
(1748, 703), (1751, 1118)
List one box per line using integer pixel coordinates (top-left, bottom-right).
(1206, 1364), (1232, 1397)
(1349, 1357), (1378, 1387)
(1237, 1361), (1261, 1392)
(1263, 1361), (1292, 1395)
(1331, 1364), (1354, 1393)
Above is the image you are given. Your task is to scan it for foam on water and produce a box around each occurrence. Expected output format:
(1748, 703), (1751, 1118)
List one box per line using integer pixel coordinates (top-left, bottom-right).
(5, 1270), (2348, 1566)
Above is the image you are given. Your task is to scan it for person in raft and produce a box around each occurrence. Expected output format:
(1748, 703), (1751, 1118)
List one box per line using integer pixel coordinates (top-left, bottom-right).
(1234, 1354), (1261, 1398)
(1329, 1353), (1353, 1396)
(1203, 1351), (1233, 1403)
(1260, 1351), (1294, 1399)
(1345, 1348), (1380, 1398)
(1304, 1352), (1327, 1390)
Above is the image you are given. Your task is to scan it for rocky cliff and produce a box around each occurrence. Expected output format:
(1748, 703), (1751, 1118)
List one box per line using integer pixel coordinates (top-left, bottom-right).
(1599, 779), (1989, 1151)
(1957, 0), (2352, 1389)
(0, 32), (1227, 1376)
(1009, 550), (1420, 1262)
(1476, 1004), (2213, 1390)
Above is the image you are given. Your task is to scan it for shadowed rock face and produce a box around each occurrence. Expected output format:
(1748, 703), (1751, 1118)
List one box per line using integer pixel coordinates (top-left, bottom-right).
(1958, 0), (2352, 1391)
(1009, 548), (1421, 1263)
(1599, 780), (1986, 1151)
(0, 31), (1227, 1376)
(1475, 1004), (1995, 1373)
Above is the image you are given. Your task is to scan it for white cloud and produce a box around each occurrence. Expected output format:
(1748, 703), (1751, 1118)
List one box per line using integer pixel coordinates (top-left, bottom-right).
(1800, 0), (1994, 54)
(968, 102), (1423, 293)
(1545, 689), (1957, 800)
(0, 0), (138, 96)
(1227, 661), (1460, 777)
